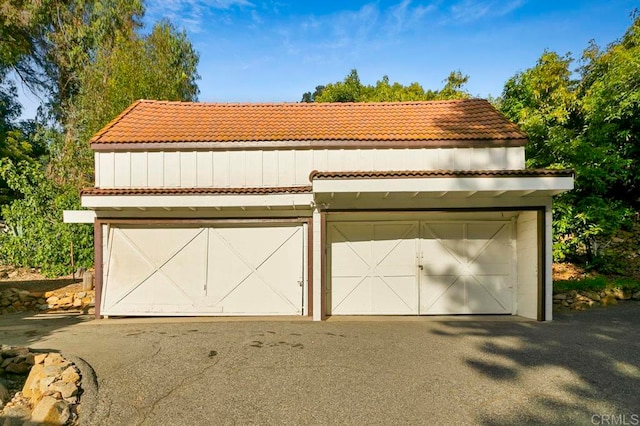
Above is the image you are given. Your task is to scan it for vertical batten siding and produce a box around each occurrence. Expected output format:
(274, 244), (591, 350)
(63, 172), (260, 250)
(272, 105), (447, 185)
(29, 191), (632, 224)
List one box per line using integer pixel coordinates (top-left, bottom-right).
(295, 150), (312, 186)
(163, 152), (180, 187)
(516, 211), (539, 320)
(196, 151), (213, 187)
(131, 152), (148, 187)
(229, 151), (246, 187)
(278, 150), (295, 186)
(245, 151), (263, 187)
(180, 152), (197, 187)
(113, 152), (131, 187)
(147, 152), (164, 187)
(95, 152), (101, 187)
(507, 146), (525, 169)
(213, 151), (230, 187)
(262, 150), (278, 186)
(99, 152), (115, 187)
(96, 147), (526, 188)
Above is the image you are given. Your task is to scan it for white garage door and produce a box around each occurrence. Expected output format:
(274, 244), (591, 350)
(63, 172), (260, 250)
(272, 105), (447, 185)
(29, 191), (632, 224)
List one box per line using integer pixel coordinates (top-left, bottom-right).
(329, 222), (419, 315)
(102, 224), (305, 316)
(329, 220), (513, 315)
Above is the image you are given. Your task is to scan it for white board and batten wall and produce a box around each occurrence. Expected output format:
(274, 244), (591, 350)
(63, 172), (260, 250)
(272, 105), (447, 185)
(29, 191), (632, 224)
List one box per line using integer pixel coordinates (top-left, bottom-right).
(95, 147), (526, 188)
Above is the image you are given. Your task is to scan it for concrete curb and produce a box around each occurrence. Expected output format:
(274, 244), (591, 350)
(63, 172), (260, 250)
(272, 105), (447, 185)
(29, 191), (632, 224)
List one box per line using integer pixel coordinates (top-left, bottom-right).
(63, 354), (98, 426)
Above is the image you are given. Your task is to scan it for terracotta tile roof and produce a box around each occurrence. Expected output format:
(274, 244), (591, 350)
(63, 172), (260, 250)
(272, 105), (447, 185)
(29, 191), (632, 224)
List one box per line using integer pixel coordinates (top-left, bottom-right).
(81, 186), (312, 196)
(309, 169), (574, 180)
(91, 99), (527, 146)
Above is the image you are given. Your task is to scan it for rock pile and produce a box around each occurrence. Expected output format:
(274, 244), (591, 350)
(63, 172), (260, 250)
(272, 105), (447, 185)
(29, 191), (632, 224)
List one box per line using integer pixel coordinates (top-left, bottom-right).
(0, 288), (94, 315)
(553, 288), (640, 311)
(0, 346), (81, 425)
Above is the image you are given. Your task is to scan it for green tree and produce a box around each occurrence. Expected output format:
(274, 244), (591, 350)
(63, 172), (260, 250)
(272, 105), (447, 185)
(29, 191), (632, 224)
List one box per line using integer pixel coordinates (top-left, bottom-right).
(498, 17), (640, 265)
(303, 69), (470, 103)
(0, 1), (201, 275)
(55, 19), (200, 186)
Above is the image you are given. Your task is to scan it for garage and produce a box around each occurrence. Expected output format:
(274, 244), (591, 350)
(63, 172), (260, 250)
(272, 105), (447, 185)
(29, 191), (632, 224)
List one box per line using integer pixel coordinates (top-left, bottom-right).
(70, 99), (574, 320)
(328, 217), (514, 316)
(101, 223), (306, 316)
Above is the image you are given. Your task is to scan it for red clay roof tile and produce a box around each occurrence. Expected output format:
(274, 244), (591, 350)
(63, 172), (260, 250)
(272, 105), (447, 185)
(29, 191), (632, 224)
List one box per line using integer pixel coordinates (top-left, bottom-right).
(309, 169), (574, 180)
(91, 99), (527, 145)
(81, 186), (312, 196)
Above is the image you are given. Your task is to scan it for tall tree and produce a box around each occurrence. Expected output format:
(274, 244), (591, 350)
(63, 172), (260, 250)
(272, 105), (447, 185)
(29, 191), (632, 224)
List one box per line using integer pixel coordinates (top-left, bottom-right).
(302, 69), (470, 103)
(499, 16), (640, 266)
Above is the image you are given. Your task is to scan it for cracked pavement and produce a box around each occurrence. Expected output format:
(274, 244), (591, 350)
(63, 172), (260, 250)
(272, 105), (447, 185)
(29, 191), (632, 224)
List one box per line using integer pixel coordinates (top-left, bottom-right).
(0, 305), (639, 425)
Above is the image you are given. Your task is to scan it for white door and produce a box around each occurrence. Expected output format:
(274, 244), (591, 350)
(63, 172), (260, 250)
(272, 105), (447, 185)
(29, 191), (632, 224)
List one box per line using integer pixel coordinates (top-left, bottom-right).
(102, 224), (304, 316)
(328, 220), (514, 315)
(419, 222), (513, 314)
(329, 222), (418, 314)
(204, 226), (304, 315)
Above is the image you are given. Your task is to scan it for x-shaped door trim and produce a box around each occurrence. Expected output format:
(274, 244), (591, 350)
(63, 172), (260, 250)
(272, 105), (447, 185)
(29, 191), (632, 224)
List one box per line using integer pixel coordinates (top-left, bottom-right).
(105, 227), (205, 309)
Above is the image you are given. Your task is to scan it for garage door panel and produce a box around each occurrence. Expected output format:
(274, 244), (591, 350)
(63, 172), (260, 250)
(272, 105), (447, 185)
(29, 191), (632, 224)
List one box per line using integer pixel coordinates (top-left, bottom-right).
(160, 230), (207, 296)
(421, 221), (512, 315)
(330, 219), (514, 316)
(103, 224), (304, 316)
(119, 227), (202, 265)
(372, 276), (417, 314)
(331, 277), (371, 314)
(105, 229), (155, 298)
(207, 231), (253, 301)
(329, 222), (418, 315)
(467, 277), (510, 313)
(109, 271), (195, 311)
(420, 276), (466, 314)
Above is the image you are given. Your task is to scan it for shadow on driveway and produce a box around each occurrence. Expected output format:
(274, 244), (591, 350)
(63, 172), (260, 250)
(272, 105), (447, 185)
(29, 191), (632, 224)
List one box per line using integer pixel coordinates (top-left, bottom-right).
(433, 303), (640, 425)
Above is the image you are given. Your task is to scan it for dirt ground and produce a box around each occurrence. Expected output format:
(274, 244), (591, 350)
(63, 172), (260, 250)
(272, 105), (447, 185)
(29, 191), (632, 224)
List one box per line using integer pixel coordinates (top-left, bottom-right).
(0, 265), (86, 296)
(552, 262), (587, 281)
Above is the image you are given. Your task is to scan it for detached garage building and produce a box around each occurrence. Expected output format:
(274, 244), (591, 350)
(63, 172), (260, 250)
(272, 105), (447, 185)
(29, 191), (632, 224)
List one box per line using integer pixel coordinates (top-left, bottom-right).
(74, 99), (573, 320)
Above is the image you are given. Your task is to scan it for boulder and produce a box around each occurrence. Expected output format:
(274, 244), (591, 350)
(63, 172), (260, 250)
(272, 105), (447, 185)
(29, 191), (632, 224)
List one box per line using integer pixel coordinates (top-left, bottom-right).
(49, 381), (77, 399)
(60, 366), (80, 384)
(1, 347), (29, 358)
(29, 396), (70, 425)
(22, 363), (46, 401)
(0, 380), (9, 404)
(601, 295), (618, 306)
(633, 291), (640, 300)
(553, 293), (567, 300)
(33, 354), (47, 365)
(46, 296), (59, 304)
(5, 362), (31, 374)
(43, 353), (65, 367)
(1, 405), (31, 425)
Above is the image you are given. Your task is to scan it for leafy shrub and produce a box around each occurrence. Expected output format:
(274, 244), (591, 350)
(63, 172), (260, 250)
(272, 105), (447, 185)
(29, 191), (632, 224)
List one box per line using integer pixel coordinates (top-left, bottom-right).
(0, 159), (93, 276)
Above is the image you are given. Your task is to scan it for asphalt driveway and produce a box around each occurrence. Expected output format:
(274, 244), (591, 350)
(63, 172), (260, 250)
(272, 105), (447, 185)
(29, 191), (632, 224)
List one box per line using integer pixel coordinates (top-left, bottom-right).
(1, 306), (639, 425)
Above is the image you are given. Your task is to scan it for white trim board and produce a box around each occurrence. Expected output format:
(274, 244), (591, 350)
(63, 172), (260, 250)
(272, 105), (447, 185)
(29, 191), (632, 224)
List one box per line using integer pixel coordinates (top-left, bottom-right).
(312, 176), (574, 195)
(82, 193), (315, 209)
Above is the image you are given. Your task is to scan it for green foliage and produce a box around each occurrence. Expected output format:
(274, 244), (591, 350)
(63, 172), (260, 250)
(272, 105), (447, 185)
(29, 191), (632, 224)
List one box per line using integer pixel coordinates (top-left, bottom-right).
(554, 276), (640, 293)
(0, 1), (201, 274)
(302, 69), (470, 103)
(499, 18), (640, 265)
(0, 159), (93, 276)
(53, 19), (200, 187)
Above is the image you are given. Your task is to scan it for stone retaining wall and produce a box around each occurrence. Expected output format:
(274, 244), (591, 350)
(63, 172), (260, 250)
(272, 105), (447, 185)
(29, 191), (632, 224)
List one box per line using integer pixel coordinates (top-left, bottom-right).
(0, 346), (81, 425)
(554, 288), (640, 311)
(0, 288), (95, 315)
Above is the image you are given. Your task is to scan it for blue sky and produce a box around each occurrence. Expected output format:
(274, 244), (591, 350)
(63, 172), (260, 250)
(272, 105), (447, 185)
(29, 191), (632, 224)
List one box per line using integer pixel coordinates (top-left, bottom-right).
(17, 0), (638, 117)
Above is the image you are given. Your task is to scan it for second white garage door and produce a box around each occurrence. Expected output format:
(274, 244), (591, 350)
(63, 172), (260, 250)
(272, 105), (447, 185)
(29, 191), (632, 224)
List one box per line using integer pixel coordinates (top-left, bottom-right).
(329, 220), (514, 315)
(102, 224), (305, 316)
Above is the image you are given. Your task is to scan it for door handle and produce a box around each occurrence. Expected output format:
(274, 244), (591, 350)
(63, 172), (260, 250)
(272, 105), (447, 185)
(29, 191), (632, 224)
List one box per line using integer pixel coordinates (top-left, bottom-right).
(418, 265), (423, 270)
